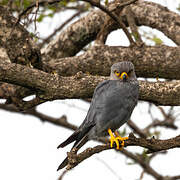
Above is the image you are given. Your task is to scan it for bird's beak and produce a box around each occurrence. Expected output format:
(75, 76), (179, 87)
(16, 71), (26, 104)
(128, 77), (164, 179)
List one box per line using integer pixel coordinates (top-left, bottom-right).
(120, 72), (128, 80)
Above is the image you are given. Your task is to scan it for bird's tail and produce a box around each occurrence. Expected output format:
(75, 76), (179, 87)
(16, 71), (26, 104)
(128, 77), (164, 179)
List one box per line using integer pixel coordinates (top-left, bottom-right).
(57, 134), (89, 171)
(57, 157), (68, 171)
(57, 131), (80, 171)
(57, 124), (95, 170)
(57, 123), (94, 149)
(57, 131), (79, 148)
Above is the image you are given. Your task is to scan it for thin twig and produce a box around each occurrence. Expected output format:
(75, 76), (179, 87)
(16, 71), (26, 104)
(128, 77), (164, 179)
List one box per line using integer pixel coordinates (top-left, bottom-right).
(80, 0), (136, 45)
(0, 103), (77, 130)
(121, 149), (163, 180)
(96, 157), (122, 180)
(58, 170), (68, 180)
(15, 0), (137, 45)
(127, 119), (147, 138)
(34, 0), (40, 31)
(40, 11), (82, 48)
(139, 171), (145, 180)
(15, 0), (61, 26)
(125, 5), (143, 45)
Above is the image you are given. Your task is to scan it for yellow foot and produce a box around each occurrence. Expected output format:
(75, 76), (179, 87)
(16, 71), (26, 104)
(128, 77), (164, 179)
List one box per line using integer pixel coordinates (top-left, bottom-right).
(115, 131), (128, 150)
(108, 129), (128, 150)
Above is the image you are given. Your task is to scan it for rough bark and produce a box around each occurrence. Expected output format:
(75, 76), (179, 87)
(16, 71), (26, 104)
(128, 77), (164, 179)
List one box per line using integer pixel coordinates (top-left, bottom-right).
(0, 5), (42, 69)
(41, 10), (104, 60)
(0, 61), (180, 106)
(0, 1), (180, 107)
(1, 1), (180, 179)
(45, 45), (180, 79)
(43, 1), (180, 59)
(65, 133), (180, 170)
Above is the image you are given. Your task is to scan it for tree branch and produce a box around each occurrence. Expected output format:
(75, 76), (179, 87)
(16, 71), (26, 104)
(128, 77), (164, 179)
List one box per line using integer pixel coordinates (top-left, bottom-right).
(39, 11), (83, 49)
(0, 61), (180, 106)
(45, 45), (180, 80)
(120, 149), (163, 180)
(15, 0), (62, 26)
(43, 1), (180, 59)
(0, 6), (42, 69)
(80, 0), (136, 45)
(125, 5), (143, 45)
(65, 133), (180, 171)
(127, 119), (147, 138)
(0, 103), (77, 130)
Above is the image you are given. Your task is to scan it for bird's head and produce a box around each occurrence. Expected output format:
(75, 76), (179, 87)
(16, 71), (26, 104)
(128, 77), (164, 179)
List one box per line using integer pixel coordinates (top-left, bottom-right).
(110, 61), (137, 81)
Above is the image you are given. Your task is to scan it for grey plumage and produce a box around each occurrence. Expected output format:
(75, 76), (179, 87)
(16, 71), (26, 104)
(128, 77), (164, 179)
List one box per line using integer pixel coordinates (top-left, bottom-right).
(57, 61), (139, 170)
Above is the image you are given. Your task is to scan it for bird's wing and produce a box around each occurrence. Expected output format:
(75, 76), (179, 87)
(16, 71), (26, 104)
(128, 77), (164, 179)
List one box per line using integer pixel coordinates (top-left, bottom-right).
(80, 80), (112, 127)
(83, 80), (138, 133)
(57, 81), (110, 150)
(57, 80), (138, 170)
(58, 80), (138, 147)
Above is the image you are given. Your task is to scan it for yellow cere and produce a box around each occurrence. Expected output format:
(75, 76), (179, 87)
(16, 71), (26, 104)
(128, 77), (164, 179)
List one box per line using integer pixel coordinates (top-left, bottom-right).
(120, 72), (128, 79)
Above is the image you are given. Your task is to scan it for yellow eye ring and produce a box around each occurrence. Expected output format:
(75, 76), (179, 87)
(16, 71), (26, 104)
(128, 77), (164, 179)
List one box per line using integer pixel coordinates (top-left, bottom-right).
(115, 71), (120, 77)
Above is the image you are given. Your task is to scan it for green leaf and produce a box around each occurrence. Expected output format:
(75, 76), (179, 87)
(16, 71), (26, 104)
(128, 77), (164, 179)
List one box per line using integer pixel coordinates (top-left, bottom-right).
(132, 32), (139, 41)
(0, 0), (9, 5)
(47, 13), (54, 18)
(59, 0), (68, 7)
(105, 0), (109, 6)
(23, 0), (31, 9)
(37, 14), (45, 22)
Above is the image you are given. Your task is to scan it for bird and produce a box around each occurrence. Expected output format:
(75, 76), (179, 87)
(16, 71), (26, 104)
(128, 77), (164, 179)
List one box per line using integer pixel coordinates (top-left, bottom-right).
(57, 61), (139, 170)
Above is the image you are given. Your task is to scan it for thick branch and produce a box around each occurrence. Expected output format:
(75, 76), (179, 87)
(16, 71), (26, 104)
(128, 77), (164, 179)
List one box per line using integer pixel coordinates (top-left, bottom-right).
(45, 45), (180, 80)
(0, 61), (180, 106)
(43, 1), (180, 59)
(80, 0), (136, 45)
(0, 6), (42, 69)
(130, 2), (180, 45)
(42, 9), (104, 60)
(139, 80), (180, 106)
(39, 11), (83, 49)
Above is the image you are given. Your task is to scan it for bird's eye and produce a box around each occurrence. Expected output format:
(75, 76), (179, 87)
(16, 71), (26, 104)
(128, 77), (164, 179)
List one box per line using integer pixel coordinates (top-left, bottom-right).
(115, 71), (120, 76)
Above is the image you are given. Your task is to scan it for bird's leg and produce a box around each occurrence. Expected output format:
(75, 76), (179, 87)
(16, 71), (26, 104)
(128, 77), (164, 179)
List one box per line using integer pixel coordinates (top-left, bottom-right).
(108, 129), (120, 149)
(115, 131), (128, 150)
